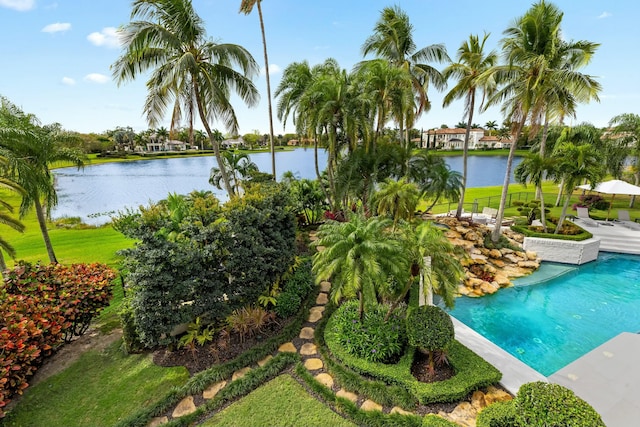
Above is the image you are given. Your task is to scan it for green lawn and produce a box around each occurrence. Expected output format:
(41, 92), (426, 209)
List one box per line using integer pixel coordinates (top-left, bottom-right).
(3, 339), (189, 427)
(200, 374), (356, 427)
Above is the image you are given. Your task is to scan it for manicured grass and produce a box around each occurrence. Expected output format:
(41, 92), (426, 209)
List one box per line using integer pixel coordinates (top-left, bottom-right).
(3, 339), (189, 427)
(200, 374), (356, 427)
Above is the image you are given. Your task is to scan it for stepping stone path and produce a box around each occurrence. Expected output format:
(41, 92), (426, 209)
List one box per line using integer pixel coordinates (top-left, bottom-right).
(149, 274), (506, 427)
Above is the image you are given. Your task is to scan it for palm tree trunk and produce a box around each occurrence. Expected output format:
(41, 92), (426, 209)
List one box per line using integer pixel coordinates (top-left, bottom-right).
(491, 119), (525, 243)
(314, 134), (332, 211)
(384, 277), (414, 322)
(256, 1), (276, 180)
(536, 116), (550, 200)
(555, 186), (573, 234)
(457, 90), (475, 218)
(0, 250), (6, 272)
(555, 177), (565, 207)
(193, 86), (235, 198)
(35, 197), (57, 263)
(539, 189), (548, 233)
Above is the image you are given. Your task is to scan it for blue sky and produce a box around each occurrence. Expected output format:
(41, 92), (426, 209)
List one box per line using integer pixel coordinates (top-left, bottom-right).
(0, 0), (637, 136)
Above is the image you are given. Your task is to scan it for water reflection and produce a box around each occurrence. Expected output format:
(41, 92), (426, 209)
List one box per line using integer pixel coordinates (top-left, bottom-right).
(52, 150), (521, 225)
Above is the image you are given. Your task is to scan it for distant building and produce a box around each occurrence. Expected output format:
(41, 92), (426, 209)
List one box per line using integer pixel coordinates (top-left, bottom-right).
(221, 137), (246, 149)
(421, 128), (485, 149)
(146, 139), (188, 152)
(478, 135), (514, 149)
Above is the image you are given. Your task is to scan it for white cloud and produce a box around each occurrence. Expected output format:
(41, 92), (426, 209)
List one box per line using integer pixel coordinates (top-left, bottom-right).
(0, 0), (35, 11)
(61, 77), (75, 86)
(87, 27), (122, 49)
(598, 11), (612, 19)
(42, 22), (71, 33)
(84, 73), (110, 84)
(261, 64), (281, 76)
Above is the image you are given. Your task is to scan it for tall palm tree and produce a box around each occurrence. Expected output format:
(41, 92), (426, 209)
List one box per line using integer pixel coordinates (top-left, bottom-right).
(312, 212), (408, 318)
(361, 5), (449, 147)
(443, 33), (497, 218)
(113, 0), (259, 199)
(240, 0), (276, 179)
(0, 100), (85, 263)
(484, 0), (599, 242)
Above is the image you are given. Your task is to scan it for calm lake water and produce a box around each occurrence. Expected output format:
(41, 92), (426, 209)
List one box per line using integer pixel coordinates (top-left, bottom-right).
(52, 149), (522, 225)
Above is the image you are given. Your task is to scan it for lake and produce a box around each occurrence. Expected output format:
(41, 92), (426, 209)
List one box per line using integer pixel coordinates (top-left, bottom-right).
(52, 149), (522, 225)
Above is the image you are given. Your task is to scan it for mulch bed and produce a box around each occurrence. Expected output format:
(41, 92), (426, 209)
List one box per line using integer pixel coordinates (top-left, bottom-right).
(410, 350), (456, 383)
(153, 319), (291, 375)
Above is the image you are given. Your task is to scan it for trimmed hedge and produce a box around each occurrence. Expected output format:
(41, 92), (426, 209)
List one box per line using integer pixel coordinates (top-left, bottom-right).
(511, 224), (593, 241)
(325, 309), (502, 404)
(477, 382), (605, 427)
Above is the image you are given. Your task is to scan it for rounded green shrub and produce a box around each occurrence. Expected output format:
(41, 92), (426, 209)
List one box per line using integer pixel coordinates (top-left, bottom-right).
(274, 290), (301, 319)
(406, 305), (454, 352)
(476, 401), (519, 427)
(331, 300), (407, 363)
(515, 382), (605, 427)
(283, 259), (314, 299)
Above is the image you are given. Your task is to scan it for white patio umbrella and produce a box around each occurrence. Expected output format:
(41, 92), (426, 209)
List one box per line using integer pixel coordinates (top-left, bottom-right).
(577, 179), (640, 220)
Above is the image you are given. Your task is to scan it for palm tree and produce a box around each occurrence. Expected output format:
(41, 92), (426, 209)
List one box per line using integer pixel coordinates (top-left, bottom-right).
(384, 221), (465, 320)
(361, 5), (449, 147)
(209, 151), (258, 196)
(240, 0), (276, 179)
(113, 0), (259, 199)
(514, 152), (557, 231)
(0, 100), (85, 263)
(372, 178), (420, 229)
(485, 120), (498, 136)
(552, 126), (604, 233)
(443, 33), (497, 218)
(483, 0), (599, 242)
(608, 113), (640, 207)
(312, 212), (408, 318)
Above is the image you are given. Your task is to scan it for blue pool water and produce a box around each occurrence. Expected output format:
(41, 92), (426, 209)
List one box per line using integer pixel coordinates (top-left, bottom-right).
(447, 253), (640, 376)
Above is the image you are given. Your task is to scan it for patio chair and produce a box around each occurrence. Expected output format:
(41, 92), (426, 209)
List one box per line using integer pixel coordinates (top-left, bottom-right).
(575, 207), (599, 227)
(617, 210), (640, 230)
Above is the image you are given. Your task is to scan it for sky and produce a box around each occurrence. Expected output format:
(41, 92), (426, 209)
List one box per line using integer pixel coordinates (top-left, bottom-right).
(1, 0), (638, 137)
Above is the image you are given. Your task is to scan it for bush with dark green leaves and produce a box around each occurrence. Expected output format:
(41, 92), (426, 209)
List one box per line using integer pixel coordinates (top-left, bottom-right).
(476, 401), (518, 427)
(274, 291), (301, 318)
(406, 305), (454, 353)
(114, 186), (296, 348)
(275, 258), (314, 318)
(331, 300), (406, 363)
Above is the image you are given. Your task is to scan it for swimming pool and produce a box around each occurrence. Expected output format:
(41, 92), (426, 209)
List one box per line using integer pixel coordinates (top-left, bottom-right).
(446, 253), (640, 376)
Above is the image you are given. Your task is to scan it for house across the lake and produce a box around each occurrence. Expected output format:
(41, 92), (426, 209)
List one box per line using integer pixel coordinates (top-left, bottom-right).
(146, 139), (189, 152)
(420, 128), (514, 150)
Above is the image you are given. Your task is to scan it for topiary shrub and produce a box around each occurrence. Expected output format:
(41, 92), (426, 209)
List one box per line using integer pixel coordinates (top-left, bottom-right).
(406, 305), (454, 375)
(476, 400), (518, 427)
(331, 300), (407, 363)
(515, 381), (605, 427)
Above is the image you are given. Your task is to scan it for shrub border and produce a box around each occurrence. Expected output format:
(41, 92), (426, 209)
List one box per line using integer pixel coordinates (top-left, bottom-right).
(323, 305), (502, 405)
(511, 224), (593, 241)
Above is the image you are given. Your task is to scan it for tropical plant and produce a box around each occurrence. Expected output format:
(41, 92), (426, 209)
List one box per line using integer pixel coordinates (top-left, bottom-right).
(484, 0), (600, 242)
(312, 212), (409, 318)
(0, 97), (85, 263)
(372, 177), (420, 228)
(485, 120), (498, 136)
(551, 126), (604, 233)
(240, 0), (276, 179)
(407, 150), (462, 212)
(361, 5), (449, 147)
(443, 32), (498, 217)
(209, 150), (258, 196)
(514, 152), (557, 231)
(113, 0), (259, 198)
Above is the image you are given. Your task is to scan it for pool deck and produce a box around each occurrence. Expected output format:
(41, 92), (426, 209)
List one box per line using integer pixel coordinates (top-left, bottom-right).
(571, 217), (640, 254)
(549, 332), (640, 427)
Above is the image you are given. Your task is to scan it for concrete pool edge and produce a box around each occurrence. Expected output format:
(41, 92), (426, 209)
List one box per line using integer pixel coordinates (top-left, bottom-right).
(451, 316), (547, 395)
